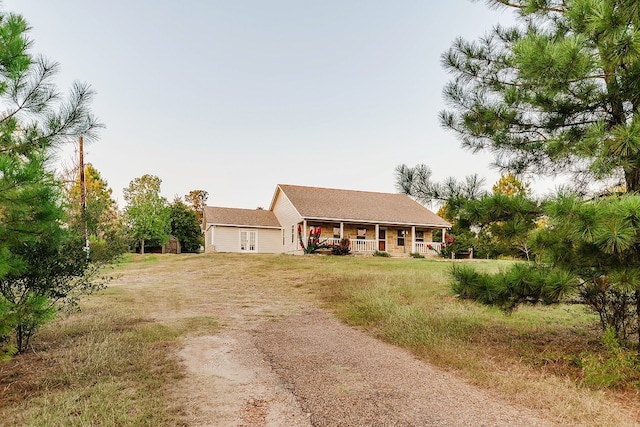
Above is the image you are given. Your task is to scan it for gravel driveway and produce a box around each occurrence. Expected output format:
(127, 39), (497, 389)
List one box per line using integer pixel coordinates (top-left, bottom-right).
(108, 255), (637, 426)
(178, 306), (554, 426)
(252, 308), (552, 427)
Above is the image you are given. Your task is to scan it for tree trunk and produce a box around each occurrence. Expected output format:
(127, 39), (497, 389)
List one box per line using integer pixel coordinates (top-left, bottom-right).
(625, 167), (640, 193)
(637, 290), (640, 359)
(16, 324), (22, 353)
(140, 238), (145, 254)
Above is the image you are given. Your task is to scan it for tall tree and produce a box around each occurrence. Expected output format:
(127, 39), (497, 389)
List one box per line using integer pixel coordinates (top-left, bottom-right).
(185, 189), (208, 226)
(440, 0), (640, 193)
(123, 175), (170, 254)
(169, 197), (203, 253)
(442, 1), (640, 352)
(0, 13), (100, 276)
(0, 9), (104, 355)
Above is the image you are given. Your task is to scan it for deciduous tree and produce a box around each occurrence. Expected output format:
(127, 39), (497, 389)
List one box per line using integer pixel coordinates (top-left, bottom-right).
(169, 197), (203, 253)
(185, 189), (208, 225)
(123, 175), (170, 254)
(492, 173), (530, 197)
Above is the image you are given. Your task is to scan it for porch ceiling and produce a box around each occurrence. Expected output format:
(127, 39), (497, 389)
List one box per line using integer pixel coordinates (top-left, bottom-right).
(303, 217), (448, 228)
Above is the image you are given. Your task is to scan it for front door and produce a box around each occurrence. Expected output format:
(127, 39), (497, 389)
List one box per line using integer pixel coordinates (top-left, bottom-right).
(397, 229), (406, 251)
(240, 230), (257, 252)
(378, 228), (386, 251)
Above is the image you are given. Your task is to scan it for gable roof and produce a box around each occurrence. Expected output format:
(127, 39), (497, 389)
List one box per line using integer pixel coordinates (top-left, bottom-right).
(203, 206), (281, 229)
(272, 184), (451, 227)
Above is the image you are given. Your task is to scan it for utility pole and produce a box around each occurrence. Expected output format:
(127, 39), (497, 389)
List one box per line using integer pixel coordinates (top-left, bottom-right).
(79, 136), (89, 257)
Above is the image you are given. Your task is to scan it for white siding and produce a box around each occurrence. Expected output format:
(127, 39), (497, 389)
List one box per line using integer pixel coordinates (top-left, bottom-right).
(204, 226), (215, 253)
(212, 226), (240, 252)
(271, 189), (303, 254)
(254, 228), (282, 253)
(208, 226), (282, 253)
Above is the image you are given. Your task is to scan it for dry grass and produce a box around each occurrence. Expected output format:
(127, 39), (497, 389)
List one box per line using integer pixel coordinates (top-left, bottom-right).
(311, 257), (640, 426)
(0, 253), (639, 426)
(0, 308), (187, 426)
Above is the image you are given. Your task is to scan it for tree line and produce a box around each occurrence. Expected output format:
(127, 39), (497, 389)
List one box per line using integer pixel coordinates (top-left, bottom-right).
(66, 167), (207, 256)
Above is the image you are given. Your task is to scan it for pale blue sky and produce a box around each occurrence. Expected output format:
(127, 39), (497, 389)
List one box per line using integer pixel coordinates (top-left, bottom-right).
(3, 1), (551, 209)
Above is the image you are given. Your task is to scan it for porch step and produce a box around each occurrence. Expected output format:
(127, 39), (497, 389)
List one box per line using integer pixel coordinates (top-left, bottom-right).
(390, 253), (410, 258)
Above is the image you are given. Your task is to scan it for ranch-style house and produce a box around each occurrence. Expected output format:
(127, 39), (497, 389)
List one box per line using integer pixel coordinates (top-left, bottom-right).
(203, 184), (451, 256)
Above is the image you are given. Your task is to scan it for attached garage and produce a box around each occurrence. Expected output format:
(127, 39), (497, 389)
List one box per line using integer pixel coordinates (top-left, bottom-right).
(203, 207), (282, 254)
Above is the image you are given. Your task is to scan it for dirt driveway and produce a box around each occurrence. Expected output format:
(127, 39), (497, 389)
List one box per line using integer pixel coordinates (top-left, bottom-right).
(119, 255), (556, 426)
(178, 308), (553, 427)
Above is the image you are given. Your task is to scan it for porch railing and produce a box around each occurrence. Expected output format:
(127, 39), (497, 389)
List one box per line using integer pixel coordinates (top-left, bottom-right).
(323, 238), (341, 246)
(318, 238), (444, 255)
(321, 238), (377, 252)
(350, 239), (377, 253)
(414, 241), (443, 255)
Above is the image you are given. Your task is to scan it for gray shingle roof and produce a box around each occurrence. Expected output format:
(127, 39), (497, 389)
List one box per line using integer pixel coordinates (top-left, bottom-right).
(203, 206), (281, 228)
(275, 184), (451, 227)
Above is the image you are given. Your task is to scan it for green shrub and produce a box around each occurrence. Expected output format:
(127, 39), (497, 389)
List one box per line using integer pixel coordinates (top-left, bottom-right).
(373, 251), (390, 257)
(581, 328), (640, 388)
(449, 263), (574, 312)
(410, 252), (425, 258)
(330, 238), (351, 256)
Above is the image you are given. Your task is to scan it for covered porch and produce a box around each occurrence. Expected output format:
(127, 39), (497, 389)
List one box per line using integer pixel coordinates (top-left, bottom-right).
(320, 238), (446, 255)
(299, 220), (448, 256)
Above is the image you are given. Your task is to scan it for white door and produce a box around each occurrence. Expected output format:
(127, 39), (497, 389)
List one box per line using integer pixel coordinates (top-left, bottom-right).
(240, 230), (257, 252)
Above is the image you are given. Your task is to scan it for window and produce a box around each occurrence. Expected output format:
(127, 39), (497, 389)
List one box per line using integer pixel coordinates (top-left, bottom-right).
(357, 228), (367, 240)
(415, 230), (424, 243)
(397, 229), (406, 246)
(333, 225), (341, 239)
(291, 225), (295, 243)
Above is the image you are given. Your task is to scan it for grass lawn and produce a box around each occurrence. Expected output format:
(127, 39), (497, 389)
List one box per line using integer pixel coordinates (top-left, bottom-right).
(0, 253), (638, 426)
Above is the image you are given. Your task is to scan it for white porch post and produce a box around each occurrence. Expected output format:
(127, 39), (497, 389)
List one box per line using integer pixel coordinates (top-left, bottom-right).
(375, 224), (379, 251)
(303, 220), (308, 247)
(411, 226), (416, 253)
(340, 222), (344, 239)
(442, 228), (447, 243)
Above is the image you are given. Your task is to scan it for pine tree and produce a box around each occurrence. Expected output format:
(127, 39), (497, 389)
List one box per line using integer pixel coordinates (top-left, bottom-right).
(441, 0), (640, 192)
(0, 9), (103, 354)
(442, 1), (640, 352)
